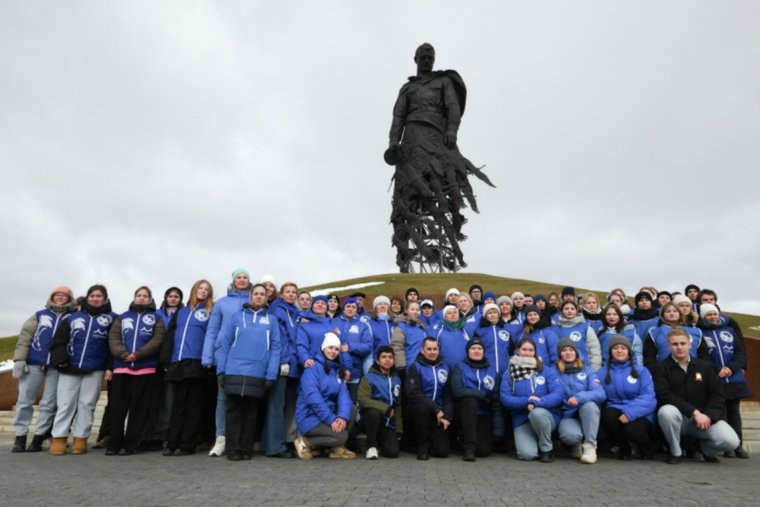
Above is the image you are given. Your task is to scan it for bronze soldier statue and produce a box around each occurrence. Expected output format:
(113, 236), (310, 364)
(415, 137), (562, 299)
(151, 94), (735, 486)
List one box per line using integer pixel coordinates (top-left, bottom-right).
(386, 43), (494, 273)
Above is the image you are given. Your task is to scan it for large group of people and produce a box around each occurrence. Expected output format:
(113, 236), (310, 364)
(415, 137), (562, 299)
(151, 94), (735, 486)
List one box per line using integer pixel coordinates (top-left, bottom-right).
(10, 274), (752, 465)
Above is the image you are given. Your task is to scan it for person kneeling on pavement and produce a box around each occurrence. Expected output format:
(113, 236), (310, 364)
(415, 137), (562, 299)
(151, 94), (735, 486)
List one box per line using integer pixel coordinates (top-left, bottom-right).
(404, 337), (453, 460)
(358, 346), (403, 459)
(294, 333), (356, 460)
(653, 328), (740, 464)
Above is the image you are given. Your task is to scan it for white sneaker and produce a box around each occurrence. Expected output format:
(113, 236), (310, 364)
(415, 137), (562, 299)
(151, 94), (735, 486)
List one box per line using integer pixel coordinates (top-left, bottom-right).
(580, 442), (597, 464)
(570, 443), (582, 459)
(365, 446), (379, 460)
(209, 436), (225, 457)
(294, 435), (313, 460)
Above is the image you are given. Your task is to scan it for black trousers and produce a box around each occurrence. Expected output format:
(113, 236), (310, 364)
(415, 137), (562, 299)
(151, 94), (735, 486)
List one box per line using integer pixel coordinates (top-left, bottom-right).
(167, 378), (206, 452)
(108, 373), (156, 452)
(601, 406), (655, 454)
(226, 394), (260, 453)
(455, 397), (493, 457)
(97, 379), (112, 440)
(724, 398), (743, 443)
(411, 403), (450, 457)
(363, 408), (400, 457)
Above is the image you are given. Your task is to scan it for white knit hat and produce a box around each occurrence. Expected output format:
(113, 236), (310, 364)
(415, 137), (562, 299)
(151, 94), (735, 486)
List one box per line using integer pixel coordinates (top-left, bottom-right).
(321, 332), (341, 350)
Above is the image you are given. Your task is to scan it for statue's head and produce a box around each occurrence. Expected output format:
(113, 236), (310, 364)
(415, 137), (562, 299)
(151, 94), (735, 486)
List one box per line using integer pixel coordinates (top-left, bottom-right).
(414, 43), (435, 73)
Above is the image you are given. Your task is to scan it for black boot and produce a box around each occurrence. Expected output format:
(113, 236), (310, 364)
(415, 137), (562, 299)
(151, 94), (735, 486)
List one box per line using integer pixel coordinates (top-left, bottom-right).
(27, 434), (45, 452)
(12, 435), (27, 453)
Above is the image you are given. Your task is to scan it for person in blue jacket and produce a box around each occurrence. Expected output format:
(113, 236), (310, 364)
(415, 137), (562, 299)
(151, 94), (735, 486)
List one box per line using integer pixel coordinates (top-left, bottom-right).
(404, 337), (453, 460)
(553, 301), (602, 370)
(554, 338), (606, 464)
(358, 346), (403, 459)
(262, 281), (301, 458)
(202, 268), (252, 457)
(598, 304), (642, 366)
(643, 302), (707, 372)
(698, 304), (751, 458)
(390, 300), (428, 372)
(11, 286), (77, 453)
(598, 335), (657, 460)
(432, 305), (470, 367)
(161, 279), (215, 456)
(368, 295), (397, 354)
(216, 284), (281, 461)
(48, 284), (118, 456)
(419, 299), (439, 328)
(629, 291), (660, 343)
(105, 286), (166, 456)
(293, 333), (356, 460)
(296, 295), (343, 372)
(451, 338), (502, 461)
(518, 305), (558, 368)
(332, 297), (373, 397)
(500, 337), (562, 462)
(473, 303), (512, 376)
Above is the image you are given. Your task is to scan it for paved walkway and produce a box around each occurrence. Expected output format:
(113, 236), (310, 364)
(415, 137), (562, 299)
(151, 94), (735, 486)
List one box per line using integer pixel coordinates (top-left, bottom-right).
(2, 443), (759, 506)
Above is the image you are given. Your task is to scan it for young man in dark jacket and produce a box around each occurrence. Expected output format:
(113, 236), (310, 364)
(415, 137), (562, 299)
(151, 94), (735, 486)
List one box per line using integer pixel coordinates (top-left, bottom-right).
(653, 328), (739, 464)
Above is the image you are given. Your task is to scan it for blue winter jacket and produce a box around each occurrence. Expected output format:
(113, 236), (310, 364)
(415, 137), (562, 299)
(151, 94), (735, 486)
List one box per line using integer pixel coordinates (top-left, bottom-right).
(201, 286), (251, 366)
(598, 324), (643, 366)
(392, 318), (427, 368)
(331, 313), (372, 380)
(27, 307), (74, 366)
(269, 297), (301, 378)
(295, 311), (336, 367)
(170, 304), (211, 363)
(500, 366), (562, 429)
(474, 322), (512, 374)
(553, 316), (602, 369)
(701, 318), (750, 396)
(404, 354), (453, 420)
(216, 305), (281, 382)
(646, 323), (703, 365)
(50, 302), (117, 374)
(369, 315), (397, 353)
(433, 321), (470, 367)
(295, 354), (353, 435)
(361, 366), (403, 432)
(554, 365), (606, 419)
(517, 327), (559, 368)
(112, 306), (162, 369)
(597, 361), (656, 425)
(451, 358), (499, 416)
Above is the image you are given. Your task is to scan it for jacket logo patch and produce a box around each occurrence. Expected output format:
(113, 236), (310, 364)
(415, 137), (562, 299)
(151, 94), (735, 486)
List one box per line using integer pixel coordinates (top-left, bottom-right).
(627, 375), (637, 384)
(498, 330), (509, 341)
(71, 318), (86, 332)
(194, 310), (209, 322)
(360, 315), (370, 323)
(393, 384), (401, 397)
(142, 314), (155, 325)
(538, 337), (545, 344)
(349, 325), (359, 333)
(483, 375), (495, 390)
(122, 318), (135, 331)
(97, 315), (112, 326)
(576, 372), (587, 380)
(535, 376), (545, 385)
(719, 331), (733, 343)
(260, 316), (269, 325)
(570, 331), (582, 342)
(437, 369), (448, 383)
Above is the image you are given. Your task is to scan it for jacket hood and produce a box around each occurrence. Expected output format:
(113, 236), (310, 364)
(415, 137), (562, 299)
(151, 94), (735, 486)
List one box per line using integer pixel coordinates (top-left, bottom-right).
(81, 299), (113, 316)
(129, 300), (157, 313)
(558, 314), (586, 327)
(46, 298), (78, 314)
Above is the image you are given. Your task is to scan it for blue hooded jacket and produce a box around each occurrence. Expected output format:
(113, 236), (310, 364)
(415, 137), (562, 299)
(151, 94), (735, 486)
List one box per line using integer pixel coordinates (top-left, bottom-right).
(269, 297), (301, 378)
(433, 321), (470, 367)
(170, 304), (211, 363)
(201, 286), (251, 366)
(331, 313), (372, 380)
(369, 316), (397, 352)
(597, 361), (656, 425)
(553, 364), (606, 419)
(295, 354), (352, 435)
(518, 327), (559, 368)
(500, 365), (562, 429)
(597, 324), (643, 366)
(295, 311), (335, 367)
(474, 322), (512, 374)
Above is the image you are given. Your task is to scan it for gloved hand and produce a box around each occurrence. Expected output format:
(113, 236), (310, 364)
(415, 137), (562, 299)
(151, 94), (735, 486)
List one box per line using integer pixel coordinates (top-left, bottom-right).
(12, 361), (29, 379)
(218, 375), (225, 387)
(279, 364), (290, 377)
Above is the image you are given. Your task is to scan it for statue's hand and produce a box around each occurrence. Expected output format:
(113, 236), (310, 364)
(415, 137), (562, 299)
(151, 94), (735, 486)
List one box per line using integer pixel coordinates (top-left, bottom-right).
(444, 133), (457, 147)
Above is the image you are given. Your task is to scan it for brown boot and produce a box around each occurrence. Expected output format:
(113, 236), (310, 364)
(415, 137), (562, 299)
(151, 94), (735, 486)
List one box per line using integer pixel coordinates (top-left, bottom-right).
(49, 437), (67, 456)
(71, 437), (88, 455)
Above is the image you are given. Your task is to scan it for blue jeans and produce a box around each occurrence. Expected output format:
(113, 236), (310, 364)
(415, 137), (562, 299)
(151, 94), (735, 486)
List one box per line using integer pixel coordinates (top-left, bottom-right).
(13, 366), (59, 436)
(558, 402), (600, 446)
(215, 384), (227, 437)
(513, 408), (555, 460)
(657, 404), (740, 457)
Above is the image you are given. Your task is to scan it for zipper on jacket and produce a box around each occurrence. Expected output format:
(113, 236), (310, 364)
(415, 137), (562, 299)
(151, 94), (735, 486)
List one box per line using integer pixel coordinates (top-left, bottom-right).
(492, 326), (499, 372)
(178, 309), (194, 361)
(130, 312), (141, 367)
(47, 313), (63, 365)
(432, 365), (438, 402)
(78, 315), (94, 368)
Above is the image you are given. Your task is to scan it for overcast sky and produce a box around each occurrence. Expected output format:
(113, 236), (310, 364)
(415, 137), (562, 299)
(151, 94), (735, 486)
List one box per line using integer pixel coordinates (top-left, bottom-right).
(2, 1), (759, 336)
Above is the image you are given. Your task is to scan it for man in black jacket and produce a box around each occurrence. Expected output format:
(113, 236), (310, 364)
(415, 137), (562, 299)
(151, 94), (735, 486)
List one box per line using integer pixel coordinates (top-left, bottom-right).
(653, 328), (740, 464)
